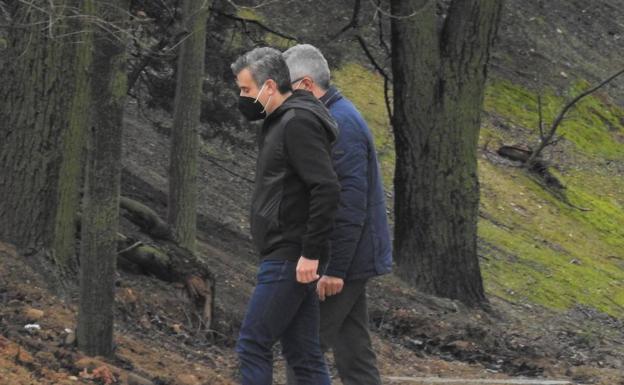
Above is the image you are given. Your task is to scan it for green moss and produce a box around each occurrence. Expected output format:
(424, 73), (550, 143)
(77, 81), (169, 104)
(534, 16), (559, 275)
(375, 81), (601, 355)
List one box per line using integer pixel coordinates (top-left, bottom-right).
(484, 77), (624, 160)
(136, 245), (170, 267)
(112, 60), (127, 100)
(236, 8), (263, 21)
(52, 0), (95, 270)
(563, 172), (624, 250)
(484, 78), (542, 128)
(264, 34), (295, 50)
(332, 63), (395, 186)
(478, 161), (624, 316)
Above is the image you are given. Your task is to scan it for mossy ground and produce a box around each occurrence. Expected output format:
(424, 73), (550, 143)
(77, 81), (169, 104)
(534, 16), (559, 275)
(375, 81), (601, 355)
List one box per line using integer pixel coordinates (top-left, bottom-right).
(483, 78), (624, 159)
(332, 63), (624, 316)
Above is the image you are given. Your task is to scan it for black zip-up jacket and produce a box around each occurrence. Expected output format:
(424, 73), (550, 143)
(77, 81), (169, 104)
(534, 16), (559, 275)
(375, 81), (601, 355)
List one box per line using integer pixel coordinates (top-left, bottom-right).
(250, 90), (340, 263)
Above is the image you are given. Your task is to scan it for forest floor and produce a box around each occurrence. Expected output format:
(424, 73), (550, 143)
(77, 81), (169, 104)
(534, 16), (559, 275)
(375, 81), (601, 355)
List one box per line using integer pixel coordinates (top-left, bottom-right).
(1, 207), (623, 385)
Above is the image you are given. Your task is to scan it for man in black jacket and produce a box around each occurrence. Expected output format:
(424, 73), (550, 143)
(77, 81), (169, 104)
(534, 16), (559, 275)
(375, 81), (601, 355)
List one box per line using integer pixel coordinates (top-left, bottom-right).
(231, 47), (341, 385)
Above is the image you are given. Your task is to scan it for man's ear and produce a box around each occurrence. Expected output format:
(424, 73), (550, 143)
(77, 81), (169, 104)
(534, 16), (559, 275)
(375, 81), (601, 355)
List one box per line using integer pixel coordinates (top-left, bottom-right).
(266, 79), (277, 95)
(302, 77), (314, 91)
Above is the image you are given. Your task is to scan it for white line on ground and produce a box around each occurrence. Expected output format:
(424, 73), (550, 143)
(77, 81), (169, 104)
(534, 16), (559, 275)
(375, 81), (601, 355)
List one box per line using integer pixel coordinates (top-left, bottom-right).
(384, 377), (575, 385)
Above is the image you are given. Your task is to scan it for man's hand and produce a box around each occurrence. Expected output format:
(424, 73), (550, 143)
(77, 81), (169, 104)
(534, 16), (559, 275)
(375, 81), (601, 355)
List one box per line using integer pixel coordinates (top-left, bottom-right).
(317, 275), (344, 301)
(296, 256), (320, 283)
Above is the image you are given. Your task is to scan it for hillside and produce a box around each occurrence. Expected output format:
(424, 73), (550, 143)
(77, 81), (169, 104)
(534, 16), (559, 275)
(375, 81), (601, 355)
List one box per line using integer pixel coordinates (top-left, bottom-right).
(1, 0), (623, 384)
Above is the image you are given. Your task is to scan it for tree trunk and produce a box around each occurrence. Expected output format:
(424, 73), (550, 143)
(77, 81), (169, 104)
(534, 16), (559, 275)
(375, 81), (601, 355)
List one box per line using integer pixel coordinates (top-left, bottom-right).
(53, 2), (93, 273)
(0, 1), (85, 275)
(167, 0), (210, 253)
(78, 0), (128, 358)
(390, 0), (502, 306)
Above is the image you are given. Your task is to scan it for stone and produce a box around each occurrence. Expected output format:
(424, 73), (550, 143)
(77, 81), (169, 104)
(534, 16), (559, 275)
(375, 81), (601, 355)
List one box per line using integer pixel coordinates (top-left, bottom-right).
(445, 340), (477, 351)
(64, 332), (76, 347)
(175, 374), (201, 385)
(127, 372), (155, 385)
(23, 307), (44, 322)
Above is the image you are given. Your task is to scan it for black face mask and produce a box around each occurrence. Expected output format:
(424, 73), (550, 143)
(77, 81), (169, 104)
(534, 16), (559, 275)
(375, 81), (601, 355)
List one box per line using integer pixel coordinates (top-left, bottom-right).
(238, 95), (266, 121)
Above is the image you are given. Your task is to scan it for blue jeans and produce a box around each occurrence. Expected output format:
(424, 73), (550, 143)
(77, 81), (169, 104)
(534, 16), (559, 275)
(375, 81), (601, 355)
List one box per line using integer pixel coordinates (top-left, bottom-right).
(236, 259), (330, 385)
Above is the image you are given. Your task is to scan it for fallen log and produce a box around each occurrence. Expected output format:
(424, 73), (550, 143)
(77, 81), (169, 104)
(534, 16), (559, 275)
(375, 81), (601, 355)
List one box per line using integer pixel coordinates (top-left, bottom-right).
(116, 211), (215, 330)
(119, 197), (174, 241)
(118, 241), (172, 279)
(497, 145), (531, 163)
(497, 145), (564, 190)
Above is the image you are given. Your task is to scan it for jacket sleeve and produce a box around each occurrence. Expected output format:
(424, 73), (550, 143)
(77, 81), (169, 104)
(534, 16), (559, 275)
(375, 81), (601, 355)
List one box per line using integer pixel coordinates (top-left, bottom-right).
(324, 118), (368, 279)
(284, 113), (341, 261)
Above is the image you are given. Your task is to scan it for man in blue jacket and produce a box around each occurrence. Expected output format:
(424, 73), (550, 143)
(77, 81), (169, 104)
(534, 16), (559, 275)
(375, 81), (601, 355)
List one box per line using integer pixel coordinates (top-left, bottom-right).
(283, 44), (393, 385)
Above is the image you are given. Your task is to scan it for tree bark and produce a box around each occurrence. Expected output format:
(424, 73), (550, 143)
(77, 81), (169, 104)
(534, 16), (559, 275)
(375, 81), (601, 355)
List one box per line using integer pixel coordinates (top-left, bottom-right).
(0, 1), (85, 275)
(53, 2), (93, 273)
(390, 0), (502, 306)
(167, 0), (210, 253)
(78, 0), (128, 358)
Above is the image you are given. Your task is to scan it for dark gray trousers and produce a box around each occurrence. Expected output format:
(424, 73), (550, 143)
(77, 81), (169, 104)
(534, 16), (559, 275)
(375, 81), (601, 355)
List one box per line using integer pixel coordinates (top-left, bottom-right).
(286, 279), (381, 385)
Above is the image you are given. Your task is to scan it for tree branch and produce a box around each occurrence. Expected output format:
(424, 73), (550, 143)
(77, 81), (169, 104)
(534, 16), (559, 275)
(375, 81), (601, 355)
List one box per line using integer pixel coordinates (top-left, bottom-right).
(355, 34), (388, 80)
(329, 0), (360, 40)
(355, 34), (393, 121)
(368, 0), (430, 19)
(526, 67), (624, 167)
(537, 94), (544, 139)
(127, 37), (170, 92)
(210, 7), (297, 42)
(376, 0), (391, 57)
(204, 154), (254, 184)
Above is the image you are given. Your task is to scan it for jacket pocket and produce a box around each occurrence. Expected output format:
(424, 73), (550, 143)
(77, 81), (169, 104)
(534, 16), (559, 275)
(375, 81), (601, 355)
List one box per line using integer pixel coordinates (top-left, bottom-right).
(251, 214), (271, 253)
(251, 192), (282, 253)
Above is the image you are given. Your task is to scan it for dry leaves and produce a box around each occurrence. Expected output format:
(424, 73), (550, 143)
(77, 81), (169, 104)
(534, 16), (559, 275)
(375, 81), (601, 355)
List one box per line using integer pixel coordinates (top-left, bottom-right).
(79, 366), (117, 385)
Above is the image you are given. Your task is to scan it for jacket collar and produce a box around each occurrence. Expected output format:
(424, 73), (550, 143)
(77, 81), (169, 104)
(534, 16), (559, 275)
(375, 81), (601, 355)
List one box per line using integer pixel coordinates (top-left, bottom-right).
(319, 86), (342, 109)
(261, 90), (339, 144)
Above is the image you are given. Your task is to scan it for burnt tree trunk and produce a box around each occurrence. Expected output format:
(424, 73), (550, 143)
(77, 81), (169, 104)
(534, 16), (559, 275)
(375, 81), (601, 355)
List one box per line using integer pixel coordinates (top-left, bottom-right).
(167, 0), (210, 253)
(77, 0), (128, 358)
(390, 0), (503, 306)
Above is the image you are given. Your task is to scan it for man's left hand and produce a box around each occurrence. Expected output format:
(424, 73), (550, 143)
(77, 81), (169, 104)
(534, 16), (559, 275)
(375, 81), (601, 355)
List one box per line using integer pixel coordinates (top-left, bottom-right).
(317, 275), (344, 301)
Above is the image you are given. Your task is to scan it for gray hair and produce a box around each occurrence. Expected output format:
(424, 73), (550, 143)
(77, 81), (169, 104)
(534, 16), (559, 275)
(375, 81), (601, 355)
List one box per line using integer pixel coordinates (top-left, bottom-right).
(282, 44), (331, 90)
(231, 47), (292, 94)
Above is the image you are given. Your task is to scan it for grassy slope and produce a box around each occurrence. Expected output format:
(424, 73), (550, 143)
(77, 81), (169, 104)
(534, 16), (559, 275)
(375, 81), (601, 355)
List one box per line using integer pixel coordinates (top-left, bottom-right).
(333, 64), (624, 316)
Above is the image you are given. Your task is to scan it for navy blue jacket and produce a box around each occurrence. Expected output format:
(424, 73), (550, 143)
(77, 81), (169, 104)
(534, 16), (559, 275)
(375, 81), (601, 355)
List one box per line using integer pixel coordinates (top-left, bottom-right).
(321, 87), (393, 281)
